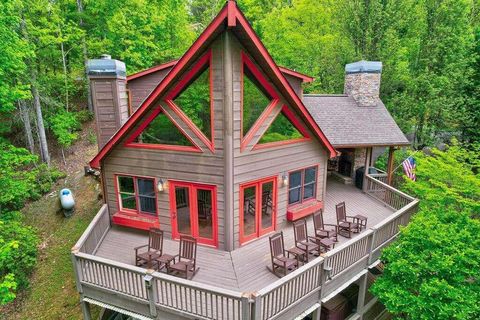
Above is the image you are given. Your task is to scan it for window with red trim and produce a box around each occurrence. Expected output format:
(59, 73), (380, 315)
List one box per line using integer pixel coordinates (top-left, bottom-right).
(118, 176), (157, 216)
(135, 111), (193, 146)
(288, 166), (317, 205)
(243, 68), (271, 136)
(258, 111), (302, 144)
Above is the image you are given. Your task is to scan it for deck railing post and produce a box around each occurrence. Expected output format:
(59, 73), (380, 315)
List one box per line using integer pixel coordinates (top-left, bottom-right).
(251, 292), (262, 320)
(71, 250), (83, 293)
(144, 271), (158, 318)
(241, 292), (252, 320)
(367, 230), (376, 266)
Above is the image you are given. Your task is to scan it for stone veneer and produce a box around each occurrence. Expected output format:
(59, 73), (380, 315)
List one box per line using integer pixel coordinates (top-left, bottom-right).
(352, 148), (366, 180)
(344, 72), (381, 107)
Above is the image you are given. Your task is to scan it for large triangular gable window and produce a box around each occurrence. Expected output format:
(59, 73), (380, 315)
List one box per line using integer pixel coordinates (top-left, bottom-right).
(125, 106), (201, 152)
(254, 105), (310, 150)
(241, 52), (279, 150)
(165, 51), (214, 152)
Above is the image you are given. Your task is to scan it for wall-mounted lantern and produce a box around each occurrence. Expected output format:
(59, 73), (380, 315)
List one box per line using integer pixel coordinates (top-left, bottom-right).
(281, 173), (289, 187)
(157, 179), (168, 192)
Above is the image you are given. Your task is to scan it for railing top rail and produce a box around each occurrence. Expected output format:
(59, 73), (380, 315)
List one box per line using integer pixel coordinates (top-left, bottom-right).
(371, 167), (387, 174)
(75, 251), (147, 274)
(256, 257), (325, 295)
(72, 204), (108, 252)
(370, 199), (419, 231)
(365, 174), (415, 201)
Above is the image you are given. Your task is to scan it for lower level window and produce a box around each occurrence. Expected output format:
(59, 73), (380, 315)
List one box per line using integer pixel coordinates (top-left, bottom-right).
(118, 175), (157, 215)
(288, 166), (317, 205)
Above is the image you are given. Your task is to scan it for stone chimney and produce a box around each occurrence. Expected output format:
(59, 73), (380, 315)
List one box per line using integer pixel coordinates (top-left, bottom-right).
(87, 55), (129, 149)
(344, 60), (382, 107)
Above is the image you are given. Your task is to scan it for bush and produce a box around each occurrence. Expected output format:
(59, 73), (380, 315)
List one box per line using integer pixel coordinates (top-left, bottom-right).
(0, 143), (65, 212)
(0, 212), (39, 305)
(371, 143), (480, 319)
(48, 110), (81, 148)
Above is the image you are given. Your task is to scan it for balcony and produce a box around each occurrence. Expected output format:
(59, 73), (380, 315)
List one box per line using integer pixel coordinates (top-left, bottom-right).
(71, 176), (418, 320)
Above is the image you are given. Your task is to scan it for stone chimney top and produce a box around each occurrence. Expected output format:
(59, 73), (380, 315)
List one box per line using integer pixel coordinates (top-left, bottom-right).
(87, 55), (126, 78)
(344, 60), (382, 107)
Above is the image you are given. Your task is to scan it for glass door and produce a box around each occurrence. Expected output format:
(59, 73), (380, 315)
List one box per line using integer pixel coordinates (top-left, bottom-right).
(240, 177), (277, 244)
(170, 181), (217, 246)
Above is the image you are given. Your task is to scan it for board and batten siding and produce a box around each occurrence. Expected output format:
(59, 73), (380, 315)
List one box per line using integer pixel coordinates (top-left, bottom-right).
(127, 68), (172, 111)
(91, 77), (129, 148)
(229, 36), (328, 249)
(102, 37), (227, 249)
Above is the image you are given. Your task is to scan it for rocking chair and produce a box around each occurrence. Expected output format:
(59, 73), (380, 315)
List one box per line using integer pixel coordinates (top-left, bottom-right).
(168, 235), (199, 279)
(268, 232), (299, 277)
(293, 219), (320, 262)
(336, 202), (360, 238)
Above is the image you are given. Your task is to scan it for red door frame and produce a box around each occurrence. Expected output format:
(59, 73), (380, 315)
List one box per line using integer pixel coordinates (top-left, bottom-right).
(239, 176), (277, 244)
(169, 180), (218, 247)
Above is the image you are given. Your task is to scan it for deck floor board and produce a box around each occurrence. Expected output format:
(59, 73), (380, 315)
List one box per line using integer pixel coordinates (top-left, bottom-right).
(95, 179), (394, 292)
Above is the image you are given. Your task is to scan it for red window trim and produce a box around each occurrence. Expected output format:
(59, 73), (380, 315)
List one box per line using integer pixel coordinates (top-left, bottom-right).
(124, 105), (202, 153)
(240, 51), (280, 151)
(252, 105), (311, 150)
(239, 176), (277, 245)
(169, 180), (218, 247)
(165, 51), (215, 152)
(287, 165), (319, 208)
(114, 174), (159, 219)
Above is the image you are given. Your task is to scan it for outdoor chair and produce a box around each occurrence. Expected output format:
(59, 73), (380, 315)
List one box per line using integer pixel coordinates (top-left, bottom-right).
(134, 228), (164, 268)
(293, 219), (320, 261)
(313, 210), (338, 242)
(268, 232), (299, 277)
(168, 235), (199, 279)
(336, 202), (360, 238)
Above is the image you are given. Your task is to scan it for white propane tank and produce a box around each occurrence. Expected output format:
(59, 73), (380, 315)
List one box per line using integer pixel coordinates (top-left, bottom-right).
(60, 188), (75, 214)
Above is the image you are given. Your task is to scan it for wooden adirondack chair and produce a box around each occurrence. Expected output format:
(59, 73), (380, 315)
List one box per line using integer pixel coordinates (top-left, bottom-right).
(293, 219), (320, 261)
(336, 202), (360, 238)
(134, 228), (164, 268)
(268, 232), (299, 277)
(313, 210), (338, 242)
(168, 235), (199, 279)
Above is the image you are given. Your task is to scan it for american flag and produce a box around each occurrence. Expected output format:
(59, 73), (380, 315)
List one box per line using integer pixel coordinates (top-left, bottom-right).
(402, 156), (416, 181)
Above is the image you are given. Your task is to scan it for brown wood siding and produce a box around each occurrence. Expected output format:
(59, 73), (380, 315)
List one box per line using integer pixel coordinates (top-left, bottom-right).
(102, 36), (227, 249)
(283, 73), (303, 99)
(230, 36), (328, 249)
(127, 68), (172, 111)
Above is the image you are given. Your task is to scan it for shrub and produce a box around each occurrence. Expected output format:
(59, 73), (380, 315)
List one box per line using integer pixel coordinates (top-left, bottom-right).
(371, 143), (480, 319)
(0, 212), (39, 305)
(48, 110), (81, 148)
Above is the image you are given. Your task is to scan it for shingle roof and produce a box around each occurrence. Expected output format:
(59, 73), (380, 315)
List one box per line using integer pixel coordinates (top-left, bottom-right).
(303, 94), (409, 147)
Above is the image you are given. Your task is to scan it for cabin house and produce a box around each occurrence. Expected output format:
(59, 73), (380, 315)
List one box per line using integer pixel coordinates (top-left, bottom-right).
(72, 1), (418, 320)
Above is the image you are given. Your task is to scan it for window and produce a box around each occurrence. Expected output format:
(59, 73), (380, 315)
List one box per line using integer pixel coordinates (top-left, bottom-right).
(118, 176), (157, 216)
(136, 111), (193, 146)
(288, 166), (317, 205)
(243, 69), (272, 136)
(258, 111), (303, 144)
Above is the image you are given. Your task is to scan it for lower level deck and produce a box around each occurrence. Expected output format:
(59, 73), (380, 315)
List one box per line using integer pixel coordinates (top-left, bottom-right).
(95, 180), (394, 292)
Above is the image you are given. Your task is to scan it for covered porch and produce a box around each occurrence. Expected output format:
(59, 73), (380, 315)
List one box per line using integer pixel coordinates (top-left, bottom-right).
(93, 179), (395, 292)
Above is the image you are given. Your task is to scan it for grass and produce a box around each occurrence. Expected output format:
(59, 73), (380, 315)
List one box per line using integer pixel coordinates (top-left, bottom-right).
(1, 171), (103, 320)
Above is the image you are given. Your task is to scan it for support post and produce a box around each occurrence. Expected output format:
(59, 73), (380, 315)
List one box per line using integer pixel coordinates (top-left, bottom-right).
(80, 299), (92, 320)
(356, 273), (368, 320)
(312, 305), (322, 320)
(386, 146), (395, 186)
(362, 147), (372, 192)
(223, 31), (234, 251)
(144, 272), (158, 317)
(241, 292), (252, 320)
(71, 251), (83, 293)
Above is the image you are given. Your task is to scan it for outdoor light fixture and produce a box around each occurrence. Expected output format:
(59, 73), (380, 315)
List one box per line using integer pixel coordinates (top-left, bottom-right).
(157, 179), (167, 192)
(282, 173), (289, 187)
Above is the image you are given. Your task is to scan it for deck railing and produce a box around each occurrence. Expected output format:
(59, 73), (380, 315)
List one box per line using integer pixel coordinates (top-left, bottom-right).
(72, 183), (418, 320)
(365, 175), (414, 210)
(253, 258), (324, 320)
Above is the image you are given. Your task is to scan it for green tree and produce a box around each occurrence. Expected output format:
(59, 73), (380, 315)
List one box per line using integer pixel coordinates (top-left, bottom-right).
(371, 144), (480, 319)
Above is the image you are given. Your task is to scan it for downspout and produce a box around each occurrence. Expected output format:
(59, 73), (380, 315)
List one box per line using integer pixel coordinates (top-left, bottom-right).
(223, 31), (234, 251)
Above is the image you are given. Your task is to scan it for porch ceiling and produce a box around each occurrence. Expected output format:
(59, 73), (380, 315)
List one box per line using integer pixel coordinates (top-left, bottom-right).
(94, 179), (394, 292)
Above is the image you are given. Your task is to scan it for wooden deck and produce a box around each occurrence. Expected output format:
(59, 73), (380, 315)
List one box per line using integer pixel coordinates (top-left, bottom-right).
(94, 180), (394, 292)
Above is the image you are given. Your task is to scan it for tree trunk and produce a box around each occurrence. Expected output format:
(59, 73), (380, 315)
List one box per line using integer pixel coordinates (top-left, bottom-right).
(76, 0), (93, 112)
(60, 38), (69, 111)
(31, 66), (50, 166)
(18, 100), (35, 153)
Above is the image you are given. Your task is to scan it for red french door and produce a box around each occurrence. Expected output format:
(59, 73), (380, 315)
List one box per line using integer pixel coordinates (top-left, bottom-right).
(239, 177), (277, 244)
(169, 181), (217, 247)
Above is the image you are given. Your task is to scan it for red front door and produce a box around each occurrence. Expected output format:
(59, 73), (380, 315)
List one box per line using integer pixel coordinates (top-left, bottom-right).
(239, 177), (277, 244)
(170, 181), (217, 247)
